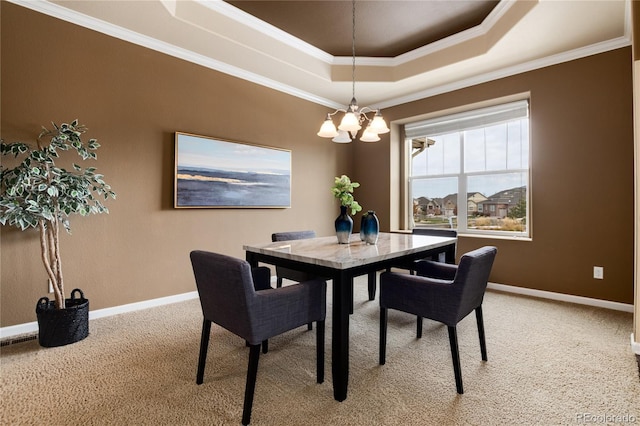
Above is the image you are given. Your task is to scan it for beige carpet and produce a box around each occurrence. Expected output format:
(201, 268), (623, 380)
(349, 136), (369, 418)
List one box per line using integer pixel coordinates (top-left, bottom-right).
(2, 277), (639, 425)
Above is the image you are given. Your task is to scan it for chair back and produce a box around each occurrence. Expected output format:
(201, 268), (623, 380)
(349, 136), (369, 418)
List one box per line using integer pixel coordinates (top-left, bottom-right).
(412, 228), (457, 238)
(272, 230), (316, 242)
(271, 231), (319, 284)
(451, 246), (497, 321)
(412, 228), (458, 261)
(190, 250), (257, 341)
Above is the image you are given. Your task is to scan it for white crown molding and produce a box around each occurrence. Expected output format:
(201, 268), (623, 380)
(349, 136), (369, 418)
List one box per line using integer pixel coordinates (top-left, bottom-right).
(7, 0), (344, 110)
(378, 35), (632, 110)
(223, 0), (518, 69)
(331, 0), (520, 68)
(392, 0), (517, 67)
(7, 0), (631, 112)
(199, 0), (333, 63)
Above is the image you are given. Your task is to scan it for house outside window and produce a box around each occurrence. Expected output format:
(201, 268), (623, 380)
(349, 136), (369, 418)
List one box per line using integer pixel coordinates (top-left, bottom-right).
(406, 99), (530, 237)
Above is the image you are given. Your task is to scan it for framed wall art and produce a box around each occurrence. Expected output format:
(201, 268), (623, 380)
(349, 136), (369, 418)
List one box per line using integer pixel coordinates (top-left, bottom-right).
(174, 132), (291, 208)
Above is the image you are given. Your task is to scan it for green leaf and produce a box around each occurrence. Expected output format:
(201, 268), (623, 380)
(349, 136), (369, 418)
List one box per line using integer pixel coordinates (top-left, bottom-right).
(1, 120), (115, 236)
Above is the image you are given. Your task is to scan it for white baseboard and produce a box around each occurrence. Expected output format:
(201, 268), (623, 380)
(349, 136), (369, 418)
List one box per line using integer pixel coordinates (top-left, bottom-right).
(488, 283), (640, 356)
(0, 291), (199, 340)
(0, 282), (635, 340)
(487, 282), (634, 313)
(631, 334), (640, 356)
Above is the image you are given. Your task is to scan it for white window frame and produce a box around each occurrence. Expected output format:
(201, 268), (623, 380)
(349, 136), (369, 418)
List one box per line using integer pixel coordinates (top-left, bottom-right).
(406, 99), (531, 238)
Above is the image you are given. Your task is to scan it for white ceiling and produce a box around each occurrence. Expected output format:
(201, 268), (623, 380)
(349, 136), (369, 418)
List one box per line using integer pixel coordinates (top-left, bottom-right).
(11, 0), (631, 111)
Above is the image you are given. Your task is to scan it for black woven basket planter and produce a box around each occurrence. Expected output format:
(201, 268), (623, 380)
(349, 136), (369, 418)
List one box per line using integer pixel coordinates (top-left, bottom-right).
(36, 288), (89, 347)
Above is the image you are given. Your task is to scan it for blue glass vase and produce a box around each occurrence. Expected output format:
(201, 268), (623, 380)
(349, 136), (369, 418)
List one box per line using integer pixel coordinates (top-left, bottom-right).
(335, 205), (353, 244)
(360, 210), (379, 245)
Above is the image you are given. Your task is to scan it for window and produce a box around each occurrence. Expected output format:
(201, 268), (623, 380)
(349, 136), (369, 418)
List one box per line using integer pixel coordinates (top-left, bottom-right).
(406, 100), (530, 237)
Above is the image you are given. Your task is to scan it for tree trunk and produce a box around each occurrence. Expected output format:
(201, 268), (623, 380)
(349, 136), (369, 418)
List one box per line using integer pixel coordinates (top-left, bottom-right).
(39, 219), (65, 309)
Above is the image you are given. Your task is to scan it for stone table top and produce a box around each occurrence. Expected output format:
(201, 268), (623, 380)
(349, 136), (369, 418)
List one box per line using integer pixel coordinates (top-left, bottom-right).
(243, 232), (457, 270)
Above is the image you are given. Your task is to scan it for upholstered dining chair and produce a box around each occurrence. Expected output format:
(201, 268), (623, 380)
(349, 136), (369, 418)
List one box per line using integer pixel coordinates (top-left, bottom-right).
(190, 250), (326, 425)
(412, 228), (458, 263)
(271, 230), (318, 288)
(379, 246), (497, 394)
(272, 230), (323, 329)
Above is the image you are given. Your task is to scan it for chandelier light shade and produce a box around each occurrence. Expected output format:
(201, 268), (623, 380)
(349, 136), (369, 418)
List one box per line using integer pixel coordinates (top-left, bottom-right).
(332, 130), (353, 143)
(316, 0), (389, 143)
(360, 125), (380, 142)
(369, 111), (390, 134)
(318, 114), (339, 138)
(338, 109), (361, 133)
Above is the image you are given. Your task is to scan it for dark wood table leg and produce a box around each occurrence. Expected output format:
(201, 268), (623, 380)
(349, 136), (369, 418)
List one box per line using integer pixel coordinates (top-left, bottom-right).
(332, 271), (351, 401)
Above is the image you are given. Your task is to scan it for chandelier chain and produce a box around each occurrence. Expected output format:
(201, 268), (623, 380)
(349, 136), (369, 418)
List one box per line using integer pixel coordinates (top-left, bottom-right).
(351, 0), (356, 102)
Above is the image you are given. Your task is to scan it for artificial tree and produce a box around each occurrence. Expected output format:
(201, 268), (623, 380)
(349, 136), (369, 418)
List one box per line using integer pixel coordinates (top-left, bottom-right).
(0, 120), (116, 309)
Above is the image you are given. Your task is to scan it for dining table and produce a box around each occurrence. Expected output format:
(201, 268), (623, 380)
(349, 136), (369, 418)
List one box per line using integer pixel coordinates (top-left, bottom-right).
(243, 231), (457, 402)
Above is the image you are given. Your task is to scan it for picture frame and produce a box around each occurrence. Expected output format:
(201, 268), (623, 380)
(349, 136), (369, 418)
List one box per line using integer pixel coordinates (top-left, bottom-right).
(174, 132), (291, 208)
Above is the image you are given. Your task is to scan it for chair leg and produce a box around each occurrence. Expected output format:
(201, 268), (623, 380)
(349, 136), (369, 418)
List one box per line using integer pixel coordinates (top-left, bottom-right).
(416, 316), (423, 338)
(475, 306), (488, 361)
(196, 319), (212, 385)
(447, 326), (464, 394)
(316, 320), (325, 383)
(368, 271), (376, 301)
(261, 340), (268, 354)
(276, 277), (283, 288)
(242, 344), (261, 426)
(379, 307), (388, 365)
(307, 322), (313, 331)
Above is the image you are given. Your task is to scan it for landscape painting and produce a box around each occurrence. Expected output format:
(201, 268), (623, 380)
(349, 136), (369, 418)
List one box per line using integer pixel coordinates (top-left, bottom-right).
(174, 132), (291, 208)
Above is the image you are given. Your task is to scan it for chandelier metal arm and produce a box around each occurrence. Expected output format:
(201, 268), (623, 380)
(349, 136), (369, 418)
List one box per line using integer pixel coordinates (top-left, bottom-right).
(326, 107), (377, 119)
(326, 108), (348, 118)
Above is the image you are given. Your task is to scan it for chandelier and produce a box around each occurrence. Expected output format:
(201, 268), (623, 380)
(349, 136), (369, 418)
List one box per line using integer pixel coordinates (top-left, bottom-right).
(317, 0), (389, 143)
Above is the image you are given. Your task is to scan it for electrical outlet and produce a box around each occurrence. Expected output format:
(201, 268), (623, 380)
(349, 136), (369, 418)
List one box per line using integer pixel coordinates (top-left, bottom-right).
(48, 279), (54, 293)
(593, 266), (604, 280)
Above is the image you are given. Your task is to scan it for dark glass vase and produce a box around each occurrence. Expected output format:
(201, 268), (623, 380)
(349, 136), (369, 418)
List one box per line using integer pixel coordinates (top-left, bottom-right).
(335, 205), (353, 244)
(360, 210), (379, 245)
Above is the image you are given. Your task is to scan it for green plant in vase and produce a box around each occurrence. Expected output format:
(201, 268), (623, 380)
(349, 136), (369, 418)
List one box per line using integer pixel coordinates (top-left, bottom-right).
(331, 174), (362, 215)
(331, 175), (362, 244)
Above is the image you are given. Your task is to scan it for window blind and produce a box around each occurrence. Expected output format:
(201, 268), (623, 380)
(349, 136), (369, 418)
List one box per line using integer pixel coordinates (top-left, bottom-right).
(405, 99), (529, 139)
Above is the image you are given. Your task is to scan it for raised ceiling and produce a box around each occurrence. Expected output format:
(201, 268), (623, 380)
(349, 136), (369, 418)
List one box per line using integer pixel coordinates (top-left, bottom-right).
(226, 1), (500, 57)
(12, 0), (631, 110)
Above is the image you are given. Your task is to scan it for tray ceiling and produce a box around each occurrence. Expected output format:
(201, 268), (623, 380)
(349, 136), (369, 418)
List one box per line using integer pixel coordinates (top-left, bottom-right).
(12, 0), (631, 110)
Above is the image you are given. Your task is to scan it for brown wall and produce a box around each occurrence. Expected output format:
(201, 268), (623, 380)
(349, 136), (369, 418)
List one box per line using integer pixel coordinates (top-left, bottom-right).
(632, 0), (640, 344)
(356, 48), (635, 304)
(0, 3), (353, 326)
(1, 3), (635, 327)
